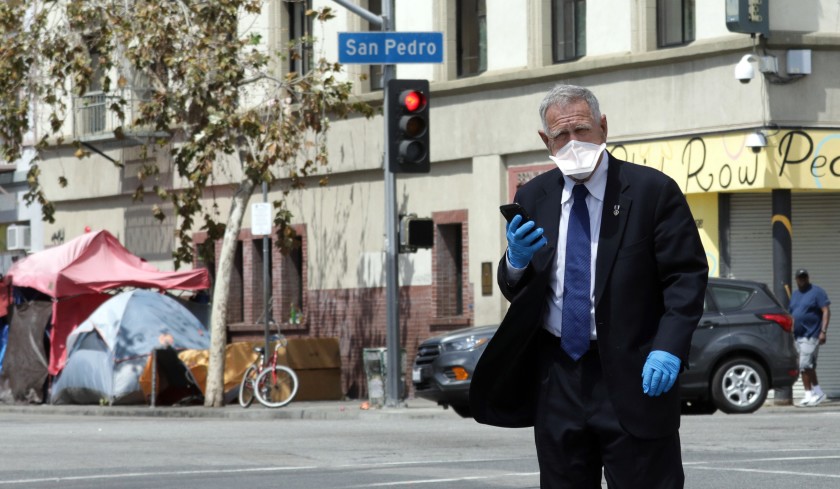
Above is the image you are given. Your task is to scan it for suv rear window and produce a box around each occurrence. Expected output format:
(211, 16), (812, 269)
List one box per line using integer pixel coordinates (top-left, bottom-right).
(709, 285), (754, 311)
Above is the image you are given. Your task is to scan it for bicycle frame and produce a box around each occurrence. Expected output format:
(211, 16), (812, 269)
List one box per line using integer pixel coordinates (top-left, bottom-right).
(240, 333), (296, 408)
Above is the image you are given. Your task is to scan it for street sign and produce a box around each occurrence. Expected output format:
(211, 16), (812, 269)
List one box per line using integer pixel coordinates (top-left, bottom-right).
(338, 32), (443, 64)
(251, 202), (272, 236)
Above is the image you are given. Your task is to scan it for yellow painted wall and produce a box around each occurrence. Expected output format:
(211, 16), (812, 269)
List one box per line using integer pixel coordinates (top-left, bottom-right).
(686, 193), (720, 278)
(610, 129), (840, 194)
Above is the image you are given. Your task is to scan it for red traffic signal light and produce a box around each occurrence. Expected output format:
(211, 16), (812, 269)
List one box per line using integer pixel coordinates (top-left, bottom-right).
(401, 90), (426, 113)
(387, 79), (430, 174)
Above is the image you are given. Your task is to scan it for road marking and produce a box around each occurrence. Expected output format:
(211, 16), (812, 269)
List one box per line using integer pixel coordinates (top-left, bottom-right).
(334, 457), (532, 469)
(689, 466), (840, 479)
(0, 466), (319, 485)
(684, 455), (840, 465)
(0, 458), (537, 486)
(343, 472), (540, 487)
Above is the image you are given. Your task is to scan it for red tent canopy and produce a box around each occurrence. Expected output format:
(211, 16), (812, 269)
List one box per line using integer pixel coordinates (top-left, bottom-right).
(6, 230), (211, 374)
(6, 230), (210, 297)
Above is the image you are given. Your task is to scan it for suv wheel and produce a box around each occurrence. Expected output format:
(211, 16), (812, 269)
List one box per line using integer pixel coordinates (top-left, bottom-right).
(711, 358), (768, 414)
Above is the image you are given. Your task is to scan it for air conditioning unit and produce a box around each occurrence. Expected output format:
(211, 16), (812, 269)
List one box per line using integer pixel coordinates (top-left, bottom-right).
(6, 224), (31, 251)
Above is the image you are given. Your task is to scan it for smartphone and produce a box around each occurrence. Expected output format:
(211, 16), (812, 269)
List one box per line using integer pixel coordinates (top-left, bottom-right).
(499, 203), (532, 223)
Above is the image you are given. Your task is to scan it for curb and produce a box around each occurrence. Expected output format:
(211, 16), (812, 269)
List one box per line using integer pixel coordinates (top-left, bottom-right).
(0, 399), (459, 420)
(5, 399), (835, 420)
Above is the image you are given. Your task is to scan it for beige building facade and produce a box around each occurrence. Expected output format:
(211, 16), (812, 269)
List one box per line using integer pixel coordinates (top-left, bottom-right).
(5, 0), (840, 398)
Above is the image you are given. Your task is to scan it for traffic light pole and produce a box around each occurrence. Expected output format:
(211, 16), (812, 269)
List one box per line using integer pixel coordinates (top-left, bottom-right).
(332, 0), (401, 408)
(381, 0), (401, 408)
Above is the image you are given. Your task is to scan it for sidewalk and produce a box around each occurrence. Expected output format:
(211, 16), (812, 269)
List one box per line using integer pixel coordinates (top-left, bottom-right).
(0, 397), (460, 420)
(762, 396), (840, 412)
(1, 397), (838, 420)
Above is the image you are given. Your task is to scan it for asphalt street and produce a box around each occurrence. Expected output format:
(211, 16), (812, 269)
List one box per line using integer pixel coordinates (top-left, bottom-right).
(1, 398), (839, 488)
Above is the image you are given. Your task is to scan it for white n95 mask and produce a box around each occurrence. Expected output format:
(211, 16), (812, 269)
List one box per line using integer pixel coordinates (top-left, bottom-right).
(549, 140), (606, 179)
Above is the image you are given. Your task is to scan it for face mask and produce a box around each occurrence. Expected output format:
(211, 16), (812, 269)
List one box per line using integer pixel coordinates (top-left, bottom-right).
(549, 140), (606, 179)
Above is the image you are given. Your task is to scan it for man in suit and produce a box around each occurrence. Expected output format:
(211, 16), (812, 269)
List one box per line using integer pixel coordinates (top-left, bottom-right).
(470, 84), (708, 488)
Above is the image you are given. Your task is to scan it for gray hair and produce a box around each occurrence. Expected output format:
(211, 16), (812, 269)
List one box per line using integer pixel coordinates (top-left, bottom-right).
(539, 84), (602, 135)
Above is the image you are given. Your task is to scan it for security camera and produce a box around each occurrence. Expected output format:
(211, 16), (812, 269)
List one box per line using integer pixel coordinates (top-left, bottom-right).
(735, 53), (780, 84)
(745, 131), (767, 154)
(735, 54), (756, 84)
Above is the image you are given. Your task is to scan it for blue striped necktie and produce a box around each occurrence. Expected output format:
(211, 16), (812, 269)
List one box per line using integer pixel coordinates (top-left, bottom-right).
(562, 184), (591, 361)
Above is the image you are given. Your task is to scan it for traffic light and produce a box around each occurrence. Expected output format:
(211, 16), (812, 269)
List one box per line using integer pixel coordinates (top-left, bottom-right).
(399, 214), (434, 253)
(387, 79), (430, 173)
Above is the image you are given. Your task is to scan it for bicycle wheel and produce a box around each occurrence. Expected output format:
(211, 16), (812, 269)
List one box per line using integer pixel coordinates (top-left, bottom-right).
(238, 365), (259, 408)
(254, 365), (299, 408)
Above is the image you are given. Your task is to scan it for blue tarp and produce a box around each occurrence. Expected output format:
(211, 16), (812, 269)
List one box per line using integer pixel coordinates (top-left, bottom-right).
(0, 322), (7, 375)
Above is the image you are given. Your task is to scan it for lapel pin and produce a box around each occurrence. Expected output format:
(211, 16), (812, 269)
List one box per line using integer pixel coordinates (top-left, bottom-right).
(613, 205), (620, 216)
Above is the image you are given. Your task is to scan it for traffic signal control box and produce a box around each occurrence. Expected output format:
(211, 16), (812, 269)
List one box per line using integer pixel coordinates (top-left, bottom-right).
(387, 79), (430, 173)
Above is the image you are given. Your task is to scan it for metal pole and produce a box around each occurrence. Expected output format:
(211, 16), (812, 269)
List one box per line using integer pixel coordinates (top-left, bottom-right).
(332, 0), (383, 27)
(382, 0), (400, 408)
(150, 349), (157, 407)
(263, 181), (271, 366)
(330, 0), (399, 407)
(772, 188), (793, 405)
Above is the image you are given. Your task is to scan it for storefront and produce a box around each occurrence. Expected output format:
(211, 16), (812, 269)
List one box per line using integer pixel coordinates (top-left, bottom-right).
(613, 128), (840, 397)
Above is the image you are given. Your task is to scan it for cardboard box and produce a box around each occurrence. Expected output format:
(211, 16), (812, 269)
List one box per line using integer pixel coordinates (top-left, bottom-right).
(286, 338), (341, 369)
(294, 368), (343, 401)
(286, 338), (342, 401)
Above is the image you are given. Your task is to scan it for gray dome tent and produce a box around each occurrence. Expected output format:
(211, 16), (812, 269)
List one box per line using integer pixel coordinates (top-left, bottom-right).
(50, 290), (210, 405)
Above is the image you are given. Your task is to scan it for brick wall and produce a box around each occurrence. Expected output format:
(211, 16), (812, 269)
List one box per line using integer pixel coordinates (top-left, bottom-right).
(193, 211), (473, 400)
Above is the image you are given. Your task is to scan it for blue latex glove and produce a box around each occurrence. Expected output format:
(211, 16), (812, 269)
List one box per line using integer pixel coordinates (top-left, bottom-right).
(642, 350), (681, 397)
(506, 214), (547, 269)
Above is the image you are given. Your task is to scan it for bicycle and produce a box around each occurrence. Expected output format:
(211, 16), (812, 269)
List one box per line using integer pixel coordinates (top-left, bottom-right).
(238, 332), (299, 408)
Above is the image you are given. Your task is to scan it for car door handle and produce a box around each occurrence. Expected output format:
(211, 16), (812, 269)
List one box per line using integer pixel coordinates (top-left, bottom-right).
(699, 320), (719, 329)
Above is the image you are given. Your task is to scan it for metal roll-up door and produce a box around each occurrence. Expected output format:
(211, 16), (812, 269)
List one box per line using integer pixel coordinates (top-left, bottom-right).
(729, 193), (772, 286)
(729, 193), (794, 402)
(792, 192), (840, 398)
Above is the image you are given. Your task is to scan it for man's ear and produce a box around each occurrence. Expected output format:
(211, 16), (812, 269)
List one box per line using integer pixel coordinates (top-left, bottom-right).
(600, 115), (608, 141)
(538, 130), (550, 150)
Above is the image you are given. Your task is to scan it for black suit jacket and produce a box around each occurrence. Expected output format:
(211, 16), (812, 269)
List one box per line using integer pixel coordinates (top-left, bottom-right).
(470, 154), (708, 439)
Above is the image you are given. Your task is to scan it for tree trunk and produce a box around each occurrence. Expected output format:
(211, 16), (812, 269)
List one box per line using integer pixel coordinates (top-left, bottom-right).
(204, 177), (256, 407)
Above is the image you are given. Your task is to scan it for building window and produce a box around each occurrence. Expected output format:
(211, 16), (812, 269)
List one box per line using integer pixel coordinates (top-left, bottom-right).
(278, 236), (304, 325)
(287, 0), (313, 75)
(251, 238), (273, 323)
(657, 0), (695, 47)
(367, 0), (383, 91)
(194, 241), (216, 295)
(456, 0), (487, 78)
(551, 0), (586, 62)
(228, 240), (245, 323)
(436, 224), (464, 316)
(74, 43), (107, 137)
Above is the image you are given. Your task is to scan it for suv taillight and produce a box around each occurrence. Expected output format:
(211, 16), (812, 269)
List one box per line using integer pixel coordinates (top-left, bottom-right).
(759, 313), (794, 333)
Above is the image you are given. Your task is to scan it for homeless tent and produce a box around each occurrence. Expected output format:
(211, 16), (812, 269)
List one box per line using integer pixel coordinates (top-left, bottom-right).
(0, 301), (52, 402)
(51, 289), (210, 404)
(1, 230), (209, 402)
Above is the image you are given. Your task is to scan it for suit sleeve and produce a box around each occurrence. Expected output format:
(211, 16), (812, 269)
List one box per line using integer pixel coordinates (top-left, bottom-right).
(651, 178), (709, 363)
(498, 243), (534, 302)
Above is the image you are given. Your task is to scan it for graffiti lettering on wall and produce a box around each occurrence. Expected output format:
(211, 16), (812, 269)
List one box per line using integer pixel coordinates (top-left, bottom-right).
(777, 131), (840, 182)
(613, 138), (759, 192)
(609, 129), (840, 194)
(505, 129), (840, 197)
